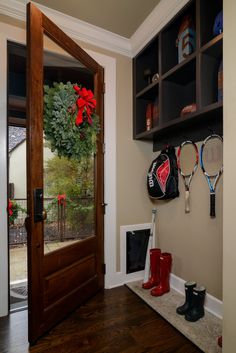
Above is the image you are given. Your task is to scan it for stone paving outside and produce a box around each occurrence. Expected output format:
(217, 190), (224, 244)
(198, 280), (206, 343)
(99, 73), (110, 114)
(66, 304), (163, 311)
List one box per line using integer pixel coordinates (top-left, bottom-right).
(10, 240), (79, 283)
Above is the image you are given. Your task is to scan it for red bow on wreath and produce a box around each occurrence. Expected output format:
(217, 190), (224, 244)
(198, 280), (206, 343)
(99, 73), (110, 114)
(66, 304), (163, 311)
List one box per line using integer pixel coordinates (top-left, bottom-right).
(57, 194), (66, 206)
(8, 199), (13, 216)
(73, 85), (96, 126)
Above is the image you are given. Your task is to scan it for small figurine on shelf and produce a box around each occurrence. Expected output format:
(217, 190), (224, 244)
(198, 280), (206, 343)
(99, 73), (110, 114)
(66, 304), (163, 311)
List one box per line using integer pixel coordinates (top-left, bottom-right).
(144, 68), (152, 85)
(213, 10), (223, 37)
(176, 15), (196, 63)
(218, 60), (223, 102)
(152, 73), (159, 83)
(146, 103), (153, 131)
(180, 103), (197, 117)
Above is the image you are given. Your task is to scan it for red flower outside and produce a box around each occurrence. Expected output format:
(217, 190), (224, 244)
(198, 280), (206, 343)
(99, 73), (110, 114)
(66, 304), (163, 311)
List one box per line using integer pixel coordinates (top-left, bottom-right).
(8, 199), (13, 216)
(57, 194), (66, 206)
(73, 85), (96, 126)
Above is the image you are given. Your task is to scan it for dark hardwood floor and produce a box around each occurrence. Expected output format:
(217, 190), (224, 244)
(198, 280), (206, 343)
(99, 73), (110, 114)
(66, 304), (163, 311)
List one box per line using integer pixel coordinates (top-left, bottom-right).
(0, 286), (202, 353)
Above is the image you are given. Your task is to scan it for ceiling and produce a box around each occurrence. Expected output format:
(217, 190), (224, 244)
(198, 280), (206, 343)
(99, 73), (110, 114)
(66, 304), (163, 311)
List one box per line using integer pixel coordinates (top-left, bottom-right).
(34, 0), (161, 38)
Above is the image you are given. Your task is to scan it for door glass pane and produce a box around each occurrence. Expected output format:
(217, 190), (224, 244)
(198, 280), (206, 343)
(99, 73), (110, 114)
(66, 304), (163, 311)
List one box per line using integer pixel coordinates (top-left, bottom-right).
(8, 125), (28, 310)
(43, 35), (96, 254)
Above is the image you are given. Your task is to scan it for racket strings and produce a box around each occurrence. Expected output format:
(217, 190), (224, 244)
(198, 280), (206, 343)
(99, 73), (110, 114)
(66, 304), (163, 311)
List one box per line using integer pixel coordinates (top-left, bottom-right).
(177, 135), (223, 217)
(201, 137), (223, 177)
(178, 142), (199, 177)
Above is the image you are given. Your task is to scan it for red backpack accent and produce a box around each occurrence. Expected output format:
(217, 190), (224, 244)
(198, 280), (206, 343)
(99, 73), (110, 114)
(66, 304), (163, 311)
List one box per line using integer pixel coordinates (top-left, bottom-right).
(156, 158), (170, 193)
(147, 146), (179, 200)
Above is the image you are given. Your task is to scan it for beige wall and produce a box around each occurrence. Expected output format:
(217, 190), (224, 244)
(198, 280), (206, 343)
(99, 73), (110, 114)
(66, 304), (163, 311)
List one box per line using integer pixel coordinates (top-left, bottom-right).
(223, 0), (236, 351)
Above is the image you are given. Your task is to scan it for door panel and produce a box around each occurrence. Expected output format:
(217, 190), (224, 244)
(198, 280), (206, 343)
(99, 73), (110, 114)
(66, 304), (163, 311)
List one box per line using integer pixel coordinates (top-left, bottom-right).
(26, 3), (104, 344)
(43, 255), (96, 306)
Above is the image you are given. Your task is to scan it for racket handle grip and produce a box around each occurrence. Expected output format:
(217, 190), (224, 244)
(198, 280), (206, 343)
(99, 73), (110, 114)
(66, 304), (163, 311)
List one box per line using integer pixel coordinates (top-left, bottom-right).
(185, 190), (190, 213)
(143, 239), (151, 283)
(210, 193), (216, 218)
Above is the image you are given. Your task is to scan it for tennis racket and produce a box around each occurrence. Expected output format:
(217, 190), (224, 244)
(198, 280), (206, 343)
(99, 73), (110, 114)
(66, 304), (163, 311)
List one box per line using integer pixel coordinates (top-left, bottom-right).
(200, 134), (223, 218)
(177, 140), (198, 213)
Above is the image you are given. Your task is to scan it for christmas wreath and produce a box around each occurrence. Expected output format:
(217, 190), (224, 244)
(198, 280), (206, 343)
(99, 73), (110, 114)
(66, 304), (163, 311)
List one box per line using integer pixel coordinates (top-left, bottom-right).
(44, 82), (100, 160)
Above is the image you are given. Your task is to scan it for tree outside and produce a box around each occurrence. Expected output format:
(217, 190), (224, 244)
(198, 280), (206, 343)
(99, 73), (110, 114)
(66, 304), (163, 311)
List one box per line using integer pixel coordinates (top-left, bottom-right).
(44, 154), (95, 239)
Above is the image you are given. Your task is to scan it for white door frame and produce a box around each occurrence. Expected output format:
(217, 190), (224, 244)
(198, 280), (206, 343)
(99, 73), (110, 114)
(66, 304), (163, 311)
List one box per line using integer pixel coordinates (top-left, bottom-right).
(0, 30), (9, 317)
(0, 22), (117, 316)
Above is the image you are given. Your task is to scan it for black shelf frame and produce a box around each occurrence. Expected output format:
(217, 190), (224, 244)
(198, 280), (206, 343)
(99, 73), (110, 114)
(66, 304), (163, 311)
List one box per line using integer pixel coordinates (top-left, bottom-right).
(133, 0), (223, 151)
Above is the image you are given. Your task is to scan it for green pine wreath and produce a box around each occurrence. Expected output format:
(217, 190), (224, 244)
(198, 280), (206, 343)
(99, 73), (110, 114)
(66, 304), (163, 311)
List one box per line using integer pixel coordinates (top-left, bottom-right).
(43, 82), (100, 160)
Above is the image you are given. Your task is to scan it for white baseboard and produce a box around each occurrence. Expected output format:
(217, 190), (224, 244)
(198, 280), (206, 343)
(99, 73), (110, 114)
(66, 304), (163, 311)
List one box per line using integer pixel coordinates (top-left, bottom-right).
(105, 271), (144, 289)
(170, 273), (223, 320)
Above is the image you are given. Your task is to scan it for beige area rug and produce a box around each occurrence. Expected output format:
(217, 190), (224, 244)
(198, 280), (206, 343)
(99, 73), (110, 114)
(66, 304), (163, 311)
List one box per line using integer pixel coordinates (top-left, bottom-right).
(126, 281), (222, 353)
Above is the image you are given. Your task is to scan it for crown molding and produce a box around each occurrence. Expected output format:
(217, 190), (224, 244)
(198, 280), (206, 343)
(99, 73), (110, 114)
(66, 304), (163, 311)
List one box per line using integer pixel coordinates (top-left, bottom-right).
(0, 0), (189, 58)
(0, 0), (132, 57)
(130, 0), (190, 56)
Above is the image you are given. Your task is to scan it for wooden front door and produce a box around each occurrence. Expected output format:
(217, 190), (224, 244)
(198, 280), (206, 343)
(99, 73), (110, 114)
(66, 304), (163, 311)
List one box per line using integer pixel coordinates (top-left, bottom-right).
(26, 3), (104, 344)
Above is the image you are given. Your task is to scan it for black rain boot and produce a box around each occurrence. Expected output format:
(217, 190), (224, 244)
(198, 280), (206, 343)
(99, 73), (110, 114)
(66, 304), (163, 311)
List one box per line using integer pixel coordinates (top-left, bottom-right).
(185, 286), (206, 322)
(176, 281), (197, 315)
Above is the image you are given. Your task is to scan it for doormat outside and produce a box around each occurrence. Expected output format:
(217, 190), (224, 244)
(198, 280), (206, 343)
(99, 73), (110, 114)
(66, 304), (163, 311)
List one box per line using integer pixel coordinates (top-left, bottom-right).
(10, 285), (28, 300)
(126, 281), (222, 353)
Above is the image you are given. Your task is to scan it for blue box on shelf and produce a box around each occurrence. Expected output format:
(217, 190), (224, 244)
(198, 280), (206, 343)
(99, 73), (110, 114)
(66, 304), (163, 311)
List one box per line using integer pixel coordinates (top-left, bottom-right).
(176, 15), (196, 64)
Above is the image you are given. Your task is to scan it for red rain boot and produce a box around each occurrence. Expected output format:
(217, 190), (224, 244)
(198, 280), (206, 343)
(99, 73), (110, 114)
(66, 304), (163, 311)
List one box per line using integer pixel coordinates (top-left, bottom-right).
(151, 252), (172, 296)
(142, 248), (161, 289)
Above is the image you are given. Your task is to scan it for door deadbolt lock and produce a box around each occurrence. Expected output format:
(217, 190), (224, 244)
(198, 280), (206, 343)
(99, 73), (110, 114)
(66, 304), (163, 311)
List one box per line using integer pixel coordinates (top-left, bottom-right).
(34, 188), (47, 222)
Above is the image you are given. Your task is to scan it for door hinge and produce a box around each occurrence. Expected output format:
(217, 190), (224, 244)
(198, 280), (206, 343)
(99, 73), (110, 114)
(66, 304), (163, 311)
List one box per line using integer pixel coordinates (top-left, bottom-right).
(102, 263), (106, 274)
(102, 143), (106, 154)
(102, 82), (105, 94)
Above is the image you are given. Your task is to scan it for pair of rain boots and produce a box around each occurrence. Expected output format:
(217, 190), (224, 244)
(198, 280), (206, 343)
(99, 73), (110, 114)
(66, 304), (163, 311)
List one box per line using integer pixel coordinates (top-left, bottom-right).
(142, 248), (172, 296)
(176, 281), (206, 322)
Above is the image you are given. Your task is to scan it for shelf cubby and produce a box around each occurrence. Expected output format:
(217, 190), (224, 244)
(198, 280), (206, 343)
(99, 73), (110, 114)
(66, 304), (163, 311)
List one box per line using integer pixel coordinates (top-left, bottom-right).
(200, 36), (223, 108)
(200, 0), (223, 47)
(134, 84), (159, 136)
(161, 0), (196, 74)
(134, 37), (159, 94)
(162, 58), (196, 123)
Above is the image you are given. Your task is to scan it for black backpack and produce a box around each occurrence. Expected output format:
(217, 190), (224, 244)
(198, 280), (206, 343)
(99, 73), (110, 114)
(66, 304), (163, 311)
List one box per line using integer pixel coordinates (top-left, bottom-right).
(147, 146), (179, 199)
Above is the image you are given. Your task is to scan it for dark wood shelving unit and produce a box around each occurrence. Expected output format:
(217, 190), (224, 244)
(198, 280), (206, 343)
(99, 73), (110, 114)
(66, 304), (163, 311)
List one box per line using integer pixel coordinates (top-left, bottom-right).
(133, 0), (223, 151)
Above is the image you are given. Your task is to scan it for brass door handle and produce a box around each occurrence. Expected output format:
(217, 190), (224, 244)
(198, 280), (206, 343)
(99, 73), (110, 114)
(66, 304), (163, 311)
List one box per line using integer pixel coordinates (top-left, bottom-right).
(42, 209), (47, 221)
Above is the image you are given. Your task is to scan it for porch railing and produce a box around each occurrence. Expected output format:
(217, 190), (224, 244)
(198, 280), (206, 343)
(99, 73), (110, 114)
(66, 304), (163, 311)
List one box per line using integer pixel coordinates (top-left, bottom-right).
(9, 197), (94, 246)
